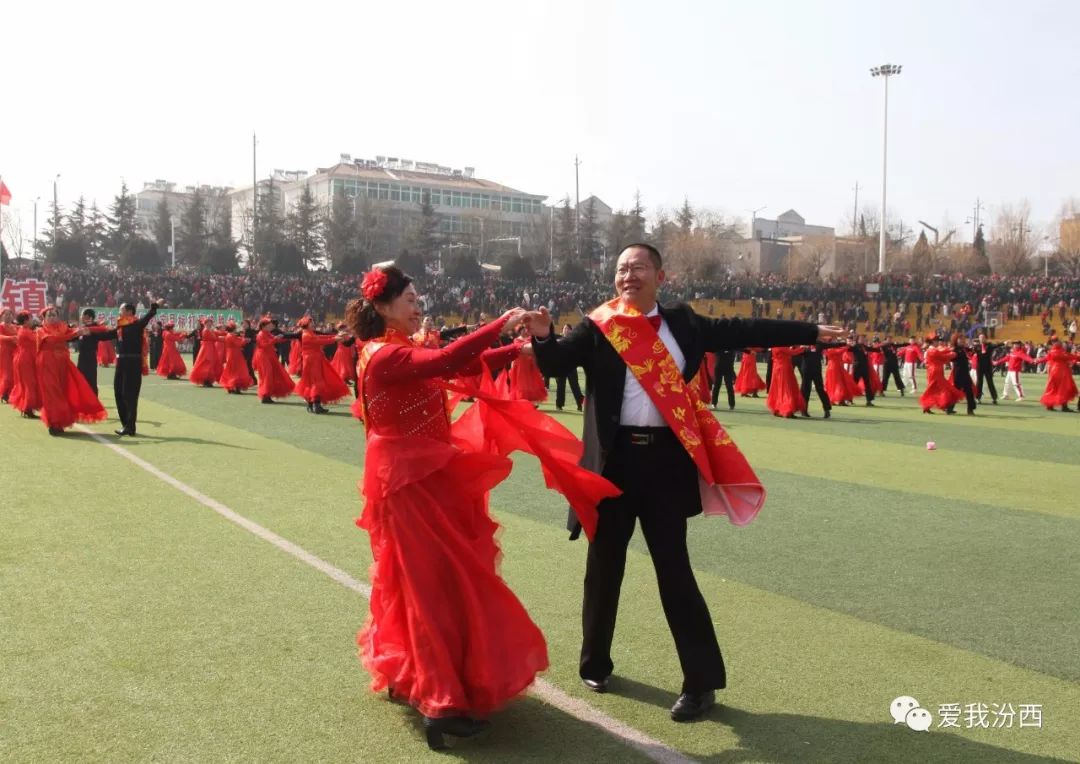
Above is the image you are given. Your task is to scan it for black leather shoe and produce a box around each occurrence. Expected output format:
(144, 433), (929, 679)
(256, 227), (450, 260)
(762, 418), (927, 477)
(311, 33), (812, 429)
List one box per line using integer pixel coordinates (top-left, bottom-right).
(671, 690), (715, 721)
(114, 429), (127, 436)
(582, 676), (610, 693)
(422, 715), (490, 750)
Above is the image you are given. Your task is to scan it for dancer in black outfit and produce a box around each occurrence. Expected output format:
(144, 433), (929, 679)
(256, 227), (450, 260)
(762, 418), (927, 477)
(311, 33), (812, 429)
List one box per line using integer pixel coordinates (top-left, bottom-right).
(710, 350), (736, 410)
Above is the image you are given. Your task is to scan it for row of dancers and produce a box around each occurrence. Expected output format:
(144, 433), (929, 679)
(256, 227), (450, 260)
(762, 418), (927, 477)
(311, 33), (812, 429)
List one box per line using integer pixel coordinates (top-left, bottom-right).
(711, 335), (1080, 419)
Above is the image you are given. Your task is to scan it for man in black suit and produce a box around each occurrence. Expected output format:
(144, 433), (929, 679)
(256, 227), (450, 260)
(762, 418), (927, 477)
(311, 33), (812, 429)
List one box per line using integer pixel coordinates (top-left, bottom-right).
(797, 343), (832, 418)
(114, 301), (159, 436)
(71, 309), (116, 396)
(880, 337), (905, 396)
(526, 243), (842, 722)
(849, 336), (875, 406)
(710, 350), (736, 411)
(973, 333), (1001, 404)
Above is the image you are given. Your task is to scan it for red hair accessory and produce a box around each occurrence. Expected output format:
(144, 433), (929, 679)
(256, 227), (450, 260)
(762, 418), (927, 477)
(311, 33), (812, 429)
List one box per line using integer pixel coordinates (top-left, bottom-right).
(361, 269), (389, 302)
(297, 316), (313, 329)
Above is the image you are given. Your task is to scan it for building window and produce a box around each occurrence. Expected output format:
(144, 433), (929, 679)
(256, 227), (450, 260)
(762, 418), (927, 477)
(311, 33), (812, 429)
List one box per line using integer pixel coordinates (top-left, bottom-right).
(390, 185), (401, 202)
(512, 197), (523, 213)
(378, 183), (389, 200)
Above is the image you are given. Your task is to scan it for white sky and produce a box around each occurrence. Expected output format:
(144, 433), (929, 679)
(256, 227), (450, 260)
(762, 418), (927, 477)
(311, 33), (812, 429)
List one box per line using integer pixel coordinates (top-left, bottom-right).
(2, 0), (1078, 251)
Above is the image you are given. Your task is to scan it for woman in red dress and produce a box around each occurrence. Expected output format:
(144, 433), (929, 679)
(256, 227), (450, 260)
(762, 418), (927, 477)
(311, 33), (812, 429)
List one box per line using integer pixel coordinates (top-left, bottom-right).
(734, 349), (766, 397)
(189, 320), (224, 387)
(219, 325), (254, 394)
(293, 317), (350, 413)
(8, 311), (42, 419)
(920, 340), (963, 414)
(507, 329), (548, 403)
(155, 322), (188, 379)
(253, 317), (295, 404)
(1036, 341), (1080, 411)
(824, 346), (857, 405)
(347, 266), (548, 750)
(96, 333), (116, 367)
(0, 308), (17, 403)
(765, 346), (806, 418)
(330, 322), (359, 388)
(287, 335), (303, 376)
(35, 307), (107, 435)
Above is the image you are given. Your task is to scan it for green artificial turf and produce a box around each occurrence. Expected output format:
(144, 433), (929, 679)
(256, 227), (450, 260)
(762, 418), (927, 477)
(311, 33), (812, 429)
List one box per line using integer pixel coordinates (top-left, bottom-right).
(2, 366), (1078, 762)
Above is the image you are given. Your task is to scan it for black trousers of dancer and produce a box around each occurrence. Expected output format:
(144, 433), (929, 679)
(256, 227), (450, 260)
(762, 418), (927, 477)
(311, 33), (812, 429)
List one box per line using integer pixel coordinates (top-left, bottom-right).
(711, 354), (736, 409)
(852, 366), (875, 403)
(882, 358), (904, 393)
(556, 372), (583, 410)
(949, 374), (978, 414)
(582, 427), (725, 693)
(799, 364), (831, 415)
(976, 365), (998, 402)
(114, 355), (144, 435)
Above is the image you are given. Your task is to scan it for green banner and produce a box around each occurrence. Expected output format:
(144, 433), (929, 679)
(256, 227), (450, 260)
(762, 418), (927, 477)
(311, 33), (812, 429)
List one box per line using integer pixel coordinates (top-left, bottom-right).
(80, 307), (243, 332)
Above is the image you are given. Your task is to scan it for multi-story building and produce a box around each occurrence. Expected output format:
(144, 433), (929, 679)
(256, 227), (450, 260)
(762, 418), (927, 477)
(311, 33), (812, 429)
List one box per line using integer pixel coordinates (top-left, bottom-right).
(752, 209), (834, 241)
(227, 155), (548, 263)
(135, 180), (231, 241)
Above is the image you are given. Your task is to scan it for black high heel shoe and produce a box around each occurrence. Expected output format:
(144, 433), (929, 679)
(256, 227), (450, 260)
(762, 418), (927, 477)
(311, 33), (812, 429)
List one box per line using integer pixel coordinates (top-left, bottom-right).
(422, 715), (490, 751)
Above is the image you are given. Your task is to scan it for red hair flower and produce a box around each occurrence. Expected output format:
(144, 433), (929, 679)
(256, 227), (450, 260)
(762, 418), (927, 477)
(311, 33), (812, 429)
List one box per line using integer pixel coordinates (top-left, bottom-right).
(362, 269), (389, 302)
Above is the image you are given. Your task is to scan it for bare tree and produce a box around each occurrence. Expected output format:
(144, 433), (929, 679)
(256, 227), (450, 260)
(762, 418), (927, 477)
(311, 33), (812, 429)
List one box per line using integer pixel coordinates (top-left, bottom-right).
(1051, 198), (1080, 277)
(989, 202), (1035, 275)
(2, 209), (25, 259)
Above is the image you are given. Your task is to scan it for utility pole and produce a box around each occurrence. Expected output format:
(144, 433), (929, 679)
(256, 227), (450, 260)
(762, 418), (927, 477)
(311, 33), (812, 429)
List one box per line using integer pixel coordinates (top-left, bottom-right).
(871, 64), (902, 273)
(574, 155), (581, 263)
(252, 132), (257, 269)
(852, 181), (860, 235)
(53, 174), (60, 247)
(170, 217), (176, 268)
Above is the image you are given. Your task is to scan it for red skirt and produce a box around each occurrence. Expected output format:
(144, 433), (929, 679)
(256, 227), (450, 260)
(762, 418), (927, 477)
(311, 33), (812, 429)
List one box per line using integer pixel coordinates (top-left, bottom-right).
(734, 354), (766, 395)
(1040, 365), (1079, 407)
(189, 342), (220, 385)
(331, 343), (358, 382)
(156, 343), (187, 378)
(220, 349), (254, 391)
(858, 364), (884, 396)
(253, 347), (295, 399)
(294, 354), (351, 403)
(97, 340), (116, 367)
(508, 354), (548, 402)
(766, 367), (806, 417)
(0, 341), (15, 399)
(9, 349), (41, 413)
(358, 435), (548, 718)
(288, 340), (303, 376)
(920, 376), (963, 411)
(825, 363), (857, 404)
(38, 353), (107, 430)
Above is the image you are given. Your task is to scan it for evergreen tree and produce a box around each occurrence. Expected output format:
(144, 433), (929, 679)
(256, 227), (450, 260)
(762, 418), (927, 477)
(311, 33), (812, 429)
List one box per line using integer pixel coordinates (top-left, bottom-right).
(67, 196), (88, 243)
(107, 181), (138, 258)
(911, 230), (933, 275)
(651, 210), (672, 254)
(265, 241), (306, 273)
(254, 178), (286, 269)
(970, 225), (991, 275)
(86, 202), (109, 262)
(40, 198), (66, 254)
(152, 197), (173, 264)
(286, 184), (323, 268)
(325, 187), (363, 272)
(606, 211), (631, 269)
(203, 244), (239, 274)
(627, 190), (647, 242)
(48, 237), (88, 267)
(354, 196), (383, 264)
(118, 237), (162, 270)
(211, 198), (233, 249)
(557, 197), (575, 264)
(178, 187), (208, 266)
(676, 196), (694, 234)
(580, 198), (598, 269)
(405, 189), (440, 266)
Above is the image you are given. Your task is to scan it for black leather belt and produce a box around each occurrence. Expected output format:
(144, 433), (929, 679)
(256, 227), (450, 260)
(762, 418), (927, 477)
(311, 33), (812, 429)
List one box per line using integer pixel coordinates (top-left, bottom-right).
(617, 426), (672, 446)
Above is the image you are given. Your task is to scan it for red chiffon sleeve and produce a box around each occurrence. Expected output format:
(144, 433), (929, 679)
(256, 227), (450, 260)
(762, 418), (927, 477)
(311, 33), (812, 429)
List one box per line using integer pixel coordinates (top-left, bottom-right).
(370, 319), (509, 384)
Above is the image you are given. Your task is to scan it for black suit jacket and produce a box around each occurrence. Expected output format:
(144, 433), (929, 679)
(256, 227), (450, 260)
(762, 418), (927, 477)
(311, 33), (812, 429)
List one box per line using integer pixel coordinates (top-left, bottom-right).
(533, 302), (818, 537)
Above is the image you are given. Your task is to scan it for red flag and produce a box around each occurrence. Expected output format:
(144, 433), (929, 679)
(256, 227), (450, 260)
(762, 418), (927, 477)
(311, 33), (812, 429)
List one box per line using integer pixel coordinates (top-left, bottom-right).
(0, 180), (11, 205)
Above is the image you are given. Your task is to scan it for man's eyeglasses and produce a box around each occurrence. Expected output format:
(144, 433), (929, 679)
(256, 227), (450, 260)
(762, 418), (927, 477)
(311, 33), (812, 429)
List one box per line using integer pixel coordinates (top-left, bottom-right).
(615, 264), (653, 277)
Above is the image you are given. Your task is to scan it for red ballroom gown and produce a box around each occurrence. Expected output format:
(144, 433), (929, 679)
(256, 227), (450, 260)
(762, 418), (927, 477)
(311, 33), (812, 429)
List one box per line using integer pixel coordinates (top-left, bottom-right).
(253, 329), (295, 400)
(356, 318), (548, 718)
(294, 331), (350, 404)
(331, 339), (359, 383)
(0, 322), (17, 401)
(920, 347), (964, 412)
(156, 330), (188, 378)
(1038, 346), (1080, 408)
(96, 335), (116, 366)
(219, 334), (255, 392)
(288, 338), (303, 376)
(734, 350), (766, 395)
(8, 326), (42, 414)
(189, 328), (223, 386)
(37, 324), (107, 431)
(824, 347), (861, 404)
(766, 346), (806, 417)
(507, 338), (548, 402)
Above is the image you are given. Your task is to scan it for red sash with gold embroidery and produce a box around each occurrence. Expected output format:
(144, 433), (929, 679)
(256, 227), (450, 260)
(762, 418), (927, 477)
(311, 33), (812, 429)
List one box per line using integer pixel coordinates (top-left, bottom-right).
(590, 298), (765, 525)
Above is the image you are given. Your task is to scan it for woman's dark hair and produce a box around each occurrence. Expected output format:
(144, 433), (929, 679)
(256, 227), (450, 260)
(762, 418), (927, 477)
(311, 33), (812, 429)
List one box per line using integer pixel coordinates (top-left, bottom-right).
(16, 311), (31, 325)
(346, 265), (414, 340)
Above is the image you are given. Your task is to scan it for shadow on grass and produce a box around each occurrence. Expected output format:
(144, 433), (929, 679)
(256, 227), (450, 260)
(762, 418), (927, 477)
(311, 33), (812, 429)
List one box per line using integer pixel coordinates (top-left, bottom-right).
(63, 430), (255, 450)
(701, 705), (1070, 764)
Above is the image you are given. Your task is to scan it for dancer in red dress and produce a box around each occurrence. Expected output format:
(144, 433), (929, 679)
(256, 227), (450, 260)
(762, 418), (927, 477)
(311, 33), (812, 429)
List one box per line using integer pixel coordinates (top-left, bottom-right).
(507, 330), (548, 403)
(8, 311), (42, 419)
(293, 317), (350, 413)
(287, 335), (303, 376)
(253, 317), (295, 404)
(733, 349), (766, 397)
(1036, 341), (1080, 411)
(96, 332), (116, 367)
(219, 325), (254, 394)
(35, 307), (107, 436)
(347, 266), (553, 750)
(330, 323), (359, 387)
(189, 320), (224, 387)
(155, 323), (188, 379)
(920, 340), (964, 414)
(824, 345), (858, 405)
(765, 346), (806, 418)
(0, 308), (16, 403)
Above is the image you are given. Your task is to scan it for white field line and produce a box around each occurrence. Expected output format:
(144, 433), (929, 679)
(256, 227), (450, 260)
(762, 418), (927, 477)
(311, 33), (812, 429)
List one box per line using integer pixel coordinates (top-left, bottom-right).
(75, 425), (697, 764)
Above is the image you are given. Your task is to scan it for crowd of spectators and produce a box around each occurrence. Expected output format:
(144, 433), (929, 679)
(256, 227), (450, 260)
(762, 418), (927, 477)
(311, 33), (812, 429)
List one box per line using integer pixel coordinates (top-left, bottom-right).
(6, 262), (1078, 342)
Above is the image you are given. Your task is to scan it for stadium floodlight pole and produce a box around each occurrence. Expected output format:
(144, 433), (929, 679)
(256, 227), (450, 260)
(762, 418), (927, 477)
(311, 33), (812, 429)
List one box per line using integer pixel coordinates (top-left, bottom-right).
(170, 217), (176, 268)
(53, 174), (60, 246)
(870, 63), (901, 273)
(33, 197), (40, 261)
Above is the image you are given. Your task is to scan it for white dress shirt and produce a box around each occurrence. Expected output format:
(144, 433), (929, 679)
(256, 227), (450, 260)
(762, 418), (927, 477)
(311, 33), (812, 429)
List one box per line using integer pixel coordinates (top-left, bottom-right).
(620, 305), (685, 427)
